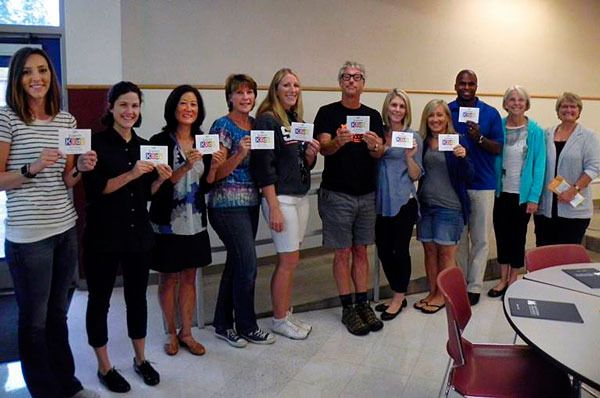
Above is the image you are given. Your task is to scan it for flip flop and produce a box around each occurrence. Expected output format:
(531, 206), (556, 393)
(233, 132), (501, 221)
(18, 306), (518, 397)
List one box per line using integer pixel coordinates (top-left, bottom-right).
(413, 298), (429, 310)
(421, 303), (445, 314)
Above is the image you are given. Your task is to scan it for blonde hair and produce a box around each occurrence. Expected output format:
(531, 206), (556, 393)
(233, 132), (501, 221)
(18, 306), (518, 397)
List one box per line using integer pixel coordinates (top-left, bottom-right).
(381, 89), (412, 129)
(256, 68), (303, 128)
(502, 85), (531, 113)
(555, 92), (583, 115)
(418, 99), (456, 139)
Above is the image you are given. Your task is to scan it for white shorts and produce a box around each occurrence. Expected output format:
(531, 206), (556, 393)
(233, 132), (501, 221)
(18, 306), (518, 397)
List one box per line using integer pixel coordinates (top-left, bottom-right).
(261, 195), (310, 253)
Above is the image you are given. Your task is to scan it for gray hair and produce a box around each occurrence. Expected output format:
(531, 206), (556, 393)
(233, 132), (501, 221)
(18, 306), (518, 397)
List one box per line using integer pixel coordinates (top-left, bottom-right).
(337, 60), (366, 81)
(502, 85), (531, 113)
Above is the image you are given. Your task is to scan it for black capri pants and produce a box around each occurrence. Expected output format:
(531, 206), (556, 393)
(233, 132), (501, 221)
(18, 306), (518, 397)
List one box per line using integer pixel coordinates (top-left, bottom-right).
(84, 250), (151, 347)
(375, 198), (418, 293)
(493, 192), (531, 268)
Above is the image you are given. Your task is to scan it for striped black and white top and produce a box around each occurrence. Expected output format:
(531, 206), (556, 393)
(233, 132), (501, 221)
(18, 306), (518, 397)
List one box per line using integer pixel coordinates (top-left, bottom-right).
(0, 107), (78, 243)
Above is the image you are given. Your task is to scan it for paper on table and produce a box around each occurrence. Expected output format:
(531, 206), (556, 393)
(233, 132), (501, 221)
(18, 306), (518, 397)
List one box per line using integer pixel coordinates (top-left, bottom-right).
(58, 129), (91, 154)
(251, 130), (275, 150)
(508, 298), (583, 323)
(438, 134), (459, 151)
(195, 134), (220, 154)
(391, 131), (413, 148)
(458, 107), (479, 123)
(290, 122), (314, 142)
(140, 145), (168, 165)
(346, 116), (370, 134)
(562, 268), (600, 289)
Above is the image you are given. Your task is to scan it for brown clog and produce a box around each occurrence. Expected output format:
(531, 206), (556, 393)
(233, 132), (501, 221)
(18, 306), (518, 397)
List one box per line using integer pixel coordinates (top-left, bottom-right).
(178, 334), (206, 356)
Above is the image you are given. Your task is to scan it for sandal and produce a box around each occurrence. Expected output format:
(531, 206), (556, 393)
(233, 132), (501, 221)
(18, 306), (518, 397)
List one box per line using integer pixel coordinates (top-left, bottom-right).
(413, 298), (429, 310)
(178, 334), (206, 356)
(421, 303), (445, 314)
(163, 333), (179, 356)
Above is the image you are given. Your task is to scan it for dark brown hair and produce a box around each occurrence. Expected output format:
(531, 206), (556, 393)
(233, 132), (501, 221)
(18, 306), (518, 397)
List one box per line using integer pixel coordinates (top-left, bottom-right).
(5, 47), (61, 124)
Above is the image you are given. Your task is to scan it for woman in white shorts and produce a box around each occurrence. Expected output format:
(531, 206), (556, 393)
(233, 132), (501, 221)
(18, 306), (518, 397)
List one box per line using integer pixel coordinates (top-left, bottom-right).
(251, 68), (320, 340)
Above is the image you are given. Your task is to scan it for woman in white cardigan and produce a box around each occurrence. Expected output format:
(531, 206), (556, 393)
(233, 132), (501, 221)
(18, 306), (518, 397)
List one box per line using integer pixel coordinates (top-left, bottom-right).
(534, 92), (600, 246)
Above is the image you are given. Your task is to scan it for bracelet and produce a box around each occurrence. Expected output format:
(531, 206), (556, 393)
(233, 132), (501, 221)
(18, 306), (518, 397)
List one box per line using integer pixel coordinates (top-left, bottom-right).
(20, 163), (36, 178)
(574, 184), (581, 192)
(478, 135), (484, 144)
(73, 164), (81, 178)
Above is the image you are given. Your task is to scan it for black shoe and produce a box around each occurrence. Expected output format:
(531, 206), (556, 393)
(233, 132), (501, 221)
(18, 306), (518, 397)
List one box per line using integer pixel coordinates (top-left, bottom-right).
(381, 306), (403, 321)
(487, 285), (507, 298)
(468, 292), (480, 306)
(133, 358), (160, 386)
(97, 368), (130, 393)
(375, 298), (407, 313)
(355, 302), (384, 332)
(341, 306), (370, 336)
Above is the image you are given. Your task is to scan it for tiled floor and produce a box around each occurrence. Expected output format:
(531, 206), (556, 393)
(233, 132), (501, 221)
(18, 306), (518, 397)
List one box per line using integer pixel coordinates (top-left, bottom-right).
(1, 279), (558, 398)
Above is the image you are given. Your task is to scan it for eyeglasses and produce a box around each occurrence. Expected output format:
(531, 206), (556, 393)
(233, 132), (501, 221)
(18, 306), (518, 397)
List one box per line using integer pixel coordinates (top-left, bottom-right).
(341, 73), (364, 82)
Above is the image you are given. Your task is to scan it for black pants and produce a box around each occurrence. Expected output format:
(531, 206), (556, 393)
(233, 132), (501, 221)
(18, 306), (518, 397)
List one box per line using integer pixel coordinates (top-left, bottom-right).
(493, 193), (531, 268)
(85, 250), (151, 347)
(375, 198), (418, 293)
(533, 214), (590, 247)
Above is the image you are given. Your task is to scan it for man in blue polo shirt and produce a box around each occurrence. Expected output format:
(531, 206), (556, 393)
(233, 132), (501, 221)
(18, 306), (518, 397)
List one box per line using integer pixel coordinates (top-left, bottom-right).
(449, 70), (503, 306)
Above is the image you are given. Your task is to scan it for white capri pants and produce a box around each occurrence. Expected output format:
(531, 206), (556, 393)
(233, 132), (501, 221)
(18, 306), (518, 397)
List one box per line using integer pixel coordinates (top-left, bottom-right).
(261, 195), (310, 253)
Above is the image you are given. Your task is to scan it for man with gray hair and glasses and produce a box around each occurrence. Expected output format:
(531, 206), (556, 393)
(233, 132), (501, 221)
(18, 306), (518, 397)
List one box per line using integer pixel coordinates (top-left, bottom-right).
(314, 61), (385, 335)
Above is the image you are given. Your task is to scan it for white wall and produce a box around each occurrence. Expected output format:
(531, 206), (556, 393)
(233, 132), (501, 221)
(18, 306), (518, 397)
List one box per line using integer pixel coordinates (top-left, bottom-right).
(119, 0), (600, 96)
(64, 0), (122, 84)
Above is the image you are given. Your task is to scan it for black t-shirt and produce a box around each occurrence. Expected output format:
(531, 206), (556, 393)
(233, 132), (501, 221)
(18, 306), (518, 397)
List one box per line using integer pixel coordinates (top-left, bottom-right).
(313, 101), (384, 195)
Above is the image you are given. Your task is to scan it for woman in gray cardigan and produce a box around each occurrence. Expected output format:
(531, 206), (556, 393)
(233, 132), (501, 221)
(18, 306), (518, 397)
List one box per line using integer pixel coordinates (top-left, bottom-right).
(534, 92), (600, 246)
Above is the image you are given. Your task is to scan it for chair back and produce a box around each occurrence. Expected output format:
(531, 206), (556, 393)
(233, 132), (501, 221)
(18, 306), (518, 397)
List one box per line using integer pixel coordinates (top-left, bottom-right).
(525, 244), (591, 272)
(437, 267), (472, 367)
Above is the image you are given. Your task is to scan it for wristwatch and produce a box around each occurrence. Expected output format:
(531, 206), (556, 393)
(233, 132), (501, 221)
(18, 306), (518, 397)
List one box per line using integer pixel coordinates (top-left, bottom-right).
(20, 164), (36, 178)
(574, 184), (581, 192)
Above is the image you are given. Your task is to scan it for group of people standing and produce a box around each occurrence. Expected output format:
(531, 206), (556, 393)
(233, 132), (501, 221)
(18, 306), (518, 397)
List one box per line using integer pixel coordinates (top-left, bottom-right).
(1, 48), (599, 397)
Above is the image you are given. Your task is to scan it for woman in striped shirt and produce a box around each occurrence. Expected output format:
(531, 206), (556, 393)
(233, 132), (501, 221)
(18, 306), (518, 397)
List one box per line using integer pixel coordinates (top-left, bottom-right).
(0, 47), (97, 398)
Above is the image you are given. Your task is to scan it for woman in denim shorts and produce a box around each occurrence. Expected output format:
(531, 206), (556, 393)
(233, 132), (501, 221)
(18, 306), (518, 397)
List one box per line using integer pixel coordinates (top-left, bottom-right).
(415, 100), (473, 314)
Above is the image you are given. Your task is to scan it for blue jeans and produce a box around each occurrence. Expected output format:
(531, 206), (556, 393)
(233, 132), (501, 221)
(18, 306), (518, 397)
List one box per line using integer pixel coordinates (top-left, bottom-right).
(6, 227), (83, 398)
(208, 206), (259, 334)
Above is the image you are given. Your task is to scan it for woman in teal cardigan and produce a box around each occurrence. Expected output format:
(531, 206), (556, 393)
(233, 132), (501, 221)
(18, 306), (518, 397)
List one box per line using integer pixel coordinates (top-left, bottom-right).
(488, 86), (546, 297)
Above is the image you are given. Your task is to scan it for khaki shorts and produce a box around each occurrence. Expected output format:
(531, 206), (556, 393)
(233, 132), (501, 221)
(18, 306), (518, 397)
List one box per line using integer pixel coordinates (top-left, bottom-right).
(317, 188), (376, 249)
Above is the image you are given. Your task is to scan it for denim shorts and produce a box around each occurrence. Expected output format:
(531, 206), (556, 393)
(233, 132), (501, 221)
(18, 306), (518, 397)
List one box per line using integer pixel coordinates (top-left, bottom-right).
(417, 205), (464, 245)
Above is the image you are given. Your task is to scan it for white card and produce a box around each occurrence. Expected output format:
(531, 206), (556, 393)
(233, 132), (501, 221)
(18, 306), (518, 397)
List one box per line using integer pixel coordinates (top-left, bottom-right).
(438, 134), (459, 151)
(140, 145), (168, 165)
(570, 193), (585, 208)
(346, 115), (370, 134)
(250, 130), (275, 150)
(458, 107), (480, 123)
(290, 122), (314, 142)
(391, 131), (414, 148)
(58, 128), (91, 154)
(195, 134), (220, 154)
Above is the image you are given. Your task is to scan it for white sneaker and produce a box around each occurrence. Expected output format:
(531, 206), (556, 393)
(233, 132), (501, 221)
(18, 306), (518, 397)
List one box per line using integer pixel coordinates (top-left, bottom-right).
(271, 317), (309, 340)
(287, 310), (312, 334)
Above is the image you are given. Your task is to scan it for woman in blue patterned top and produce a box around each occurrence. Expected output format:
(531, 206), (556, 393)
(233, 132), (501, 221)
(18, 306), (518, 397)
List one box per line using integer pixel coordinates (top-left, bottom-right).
(208, 74), (275, 346)
(149, 85), (225, 356)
